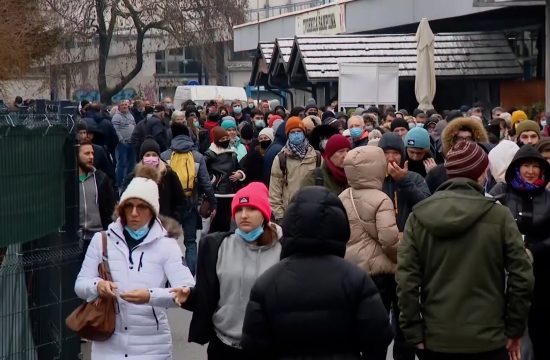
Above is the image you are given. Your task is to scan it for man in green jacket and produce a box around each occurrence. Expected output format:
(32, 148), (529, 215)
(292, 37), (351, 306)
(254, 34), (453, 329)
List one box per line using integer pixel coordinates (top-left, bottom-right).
(397, 140), (533, 360)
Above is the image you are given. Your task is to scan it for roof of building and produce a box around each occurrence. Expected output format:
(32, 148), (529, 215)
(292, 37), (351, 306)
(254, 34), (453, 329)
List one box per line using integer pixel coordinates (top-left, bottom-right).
(250, 32), (523, 86)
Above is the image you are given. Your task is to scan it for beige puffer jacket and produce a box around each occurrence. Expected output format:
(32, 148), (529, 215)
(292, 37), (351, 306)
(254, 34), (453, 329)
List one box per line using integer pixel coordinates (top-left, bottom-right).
(339, 146), (399, 276)
(269, 145), (320, 220)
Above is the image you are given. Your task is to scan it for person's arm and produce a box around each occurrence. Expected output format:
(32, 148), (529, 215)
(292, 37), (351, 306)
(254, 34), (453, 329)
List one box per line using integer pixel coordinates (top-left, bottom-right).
(241, 280), (272, 353)
(502, 210), (534, 338)
(148, 239), (195, 308)
(396, 214), (425, 346)
(397, 173), (431, 206)
(269, 155), (285, 221)
(74, 232), (103, 302)
(375, 196), (400, 263)
(111, 114), (124, 142)
(169, 170), (186, 223)
(356, 272), (394, 359)
(197, 156), (217, 211)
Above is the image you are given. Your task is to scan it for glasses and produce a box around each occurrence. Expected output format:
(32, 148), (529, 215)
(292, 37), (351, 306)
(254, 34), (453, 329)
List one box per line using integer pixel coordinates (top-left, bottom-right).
(123, 203), (150, 213)
(453, 135), (473, 143)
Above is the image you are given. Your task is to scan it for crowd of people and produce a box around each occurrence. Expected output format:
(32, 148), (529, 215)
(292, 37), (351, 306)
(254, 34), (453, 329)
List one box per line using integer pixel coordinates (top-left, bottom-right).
(74, 95), (548, 360)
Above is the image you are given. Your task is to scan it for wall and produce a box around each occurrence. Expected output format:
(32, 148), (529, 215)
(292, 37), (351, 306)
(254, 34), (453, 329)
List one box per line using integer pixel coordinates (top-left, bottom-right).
(500, 79), (545, 109)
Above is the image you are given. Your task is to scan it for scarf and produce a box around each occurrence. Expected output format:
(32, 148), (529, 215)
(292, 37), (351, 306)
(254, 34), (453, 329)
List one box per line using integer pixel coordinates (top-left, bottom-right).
(325, 159), (347, 185)
(510, 167), (545, 192)
(287, 138), (309, 160)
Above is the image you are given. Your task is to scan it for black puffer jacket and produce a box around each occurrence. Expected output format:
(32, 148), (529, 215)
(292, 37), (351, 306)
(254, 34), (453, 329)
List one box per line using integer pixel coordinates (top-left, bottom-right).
(204, 144), (244, 195)
(490, 145), (550, 264)
(241, 186), (393, 360)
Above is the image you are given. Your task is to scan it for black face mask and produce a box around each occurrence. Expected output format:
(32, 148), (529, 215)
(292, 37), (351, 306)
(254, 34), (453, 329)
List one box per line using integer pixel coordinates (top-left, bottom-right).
(218, 140), (230, 148)
(259, 140), (272, 149)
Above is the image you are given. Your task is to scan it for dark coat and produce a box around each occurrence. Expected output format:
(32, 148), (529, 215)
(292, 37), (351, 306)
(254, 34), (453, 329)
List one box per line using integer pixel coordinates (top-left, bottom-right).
(239, 146), (266, 186)
(92, 143), (116, 182)
(121, 163), (186, 223)
(131, 115), (169, 155)
(83, 111), (118, 156)
(489, 145), (550, 264)
(263, 123), (287, 185)
(241, 187), (393, 360)
(204, 146), (243, 195)
(95, 169), (117, 230)
(425, 164), (448, 194)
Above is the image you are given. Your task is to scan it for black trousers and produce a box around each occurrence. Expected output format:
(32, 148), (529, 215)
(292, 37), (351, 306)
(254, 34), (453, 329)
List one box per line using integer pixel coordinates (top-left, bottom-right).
(371, 274), (415, 360)
(417, 348), (507, 360)
(207, 336), (254, 360)
(209, 197), (232, 233)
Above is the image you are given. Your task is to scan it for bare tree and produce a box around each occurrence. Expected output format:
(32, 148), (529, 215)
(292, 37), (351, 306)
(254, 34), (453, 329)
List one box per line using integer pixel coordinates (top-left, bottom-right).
(41, 0), (246, 104)
(0, 0), (60, 82)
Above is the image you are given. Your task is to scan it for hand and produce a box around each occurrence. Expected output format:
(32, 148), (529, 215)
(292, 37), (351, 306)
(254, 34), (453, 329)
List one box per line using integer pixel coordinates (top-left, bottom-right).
(415, 342), (425, 350)
(120, 289), (150, 304)
(170, 287), (191, 306)
(423, 158), (437, 173)
(388, 161), (408, 182)
(210, 209), (217, 219)
(229, 171), (242, 182)
(97, 280), (118, 299)
(526, 249), (533, 263)
(506, 337), (521, 360)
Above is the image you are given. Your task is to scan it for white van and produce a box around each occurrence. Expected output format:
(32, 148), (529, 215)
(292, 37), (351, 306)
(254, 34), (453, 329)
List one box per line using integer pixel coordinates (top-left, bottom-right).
(173, 85), (247, 110)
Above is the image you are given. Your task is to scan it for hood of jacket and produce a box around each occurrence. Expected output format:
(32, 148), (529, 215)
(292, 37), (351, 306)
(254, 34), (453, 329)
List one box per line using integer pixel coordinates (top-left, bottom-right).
(488, 140), (519, 183)
(413, 178), (496, 237)
(505, 144), (550, 186)
(82, 117), (102, 135)
(344, 146), (386, 190)
(441, 117), (488, 155)
(273, 121), (287, 146)
(171, 135), (194, 153)
(281, 186), (350, 259)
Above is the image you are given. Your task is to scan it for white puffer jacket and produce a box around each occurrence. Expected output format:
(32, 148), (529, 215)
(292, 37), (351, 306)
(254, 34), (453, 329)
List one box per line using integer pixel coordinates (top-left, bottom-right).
(75, 217), (195, 360)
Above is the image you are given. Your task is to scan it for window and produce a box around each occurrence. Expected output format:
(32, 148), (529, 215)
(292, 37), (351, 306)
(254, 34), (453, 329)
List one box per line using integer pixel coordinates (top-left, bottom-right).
(155, 47), (202, 75)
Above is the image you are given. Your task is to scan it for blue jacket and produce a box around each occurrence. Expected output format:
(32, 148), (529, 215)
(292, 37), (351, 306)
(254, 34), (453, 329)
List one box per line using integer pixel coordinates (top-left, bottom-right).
(262, 123), (287, 185)
(161, 135), (217, 211)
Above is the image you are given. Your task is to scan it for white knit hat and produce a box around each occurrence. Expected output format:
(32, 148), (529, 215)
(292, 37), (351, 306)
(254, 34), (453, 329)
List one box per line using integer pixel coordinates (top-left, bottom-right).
(259, 127), (274, 142)
(119, 166), (160, 215)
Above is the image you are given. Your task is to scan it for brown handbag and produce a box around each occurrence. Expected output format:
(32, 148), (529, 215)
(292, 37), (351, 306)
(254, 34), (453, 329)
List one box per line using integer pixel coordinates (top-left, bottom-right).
(66, 231), (117, 341)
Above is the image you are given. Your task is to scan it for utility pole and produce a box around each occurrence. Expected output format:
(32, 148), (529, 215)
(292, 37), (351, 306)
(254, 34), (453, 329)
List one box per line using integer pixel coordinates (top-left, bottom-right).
(546, 0), (550, 111)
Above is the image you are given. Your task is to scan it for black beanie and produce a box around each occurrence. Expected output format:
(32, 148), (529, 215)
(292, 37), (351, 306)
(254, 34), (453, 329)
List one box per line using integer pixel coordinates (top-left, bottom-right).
(390, 118), (410, 132)
(240, 123), (254, 141)
(171, 122), (190, 138)
(140, 136), (161, 159)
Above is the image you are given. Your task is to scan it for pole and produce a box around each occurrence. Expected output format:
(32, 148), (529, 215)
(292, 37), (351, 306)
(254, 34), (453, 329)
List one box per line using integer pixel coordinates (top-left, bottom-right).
(256, 0), (261, 103)
(546, 0), (550, 111)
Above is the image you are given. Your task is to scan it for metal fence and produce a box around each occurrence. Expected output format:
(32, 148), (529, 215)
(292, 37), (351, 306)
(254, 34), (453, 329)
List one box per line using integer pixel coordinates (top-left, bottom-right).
(0, 114), (81, 360)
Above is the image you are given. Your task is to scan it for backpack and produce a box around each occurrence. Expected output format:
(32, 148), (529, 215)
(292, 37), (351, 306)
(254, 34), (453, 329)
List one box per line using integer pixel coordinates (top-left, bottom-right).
(278, 150), (322, 186)
(170, 151), (196, 197)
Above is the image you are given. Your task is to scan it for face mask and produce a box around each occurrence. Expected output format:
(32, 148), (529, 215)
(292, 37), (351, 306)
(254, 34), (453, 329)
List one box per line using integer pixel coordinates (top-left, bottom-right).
(248, 103), (254, 109)
(289, 132), (305, 145)
(541, 120), (547, 127)
(124, 224), (150, 240)
(260, 140), (272, 149)
(350, 127), (363, 139)
(320, 139), (329, 150)
(218, 140), (230, 148)
(408, 122), (416, 129)
(365, 125), (374, 132)
(416, 123), (425, 128)
(193, 120), (200, 128)
(233, 106), (242, 115)
(143, 156), (159, 167)
(236, 225), (264, 242)
(254, 120), (266, 129)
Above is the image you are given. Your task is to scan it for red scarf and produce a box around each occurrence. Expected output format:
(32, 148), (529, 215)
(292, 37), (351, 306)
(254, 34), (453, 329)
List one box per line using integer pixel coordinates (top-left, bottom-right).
(325, 159), (347, 185)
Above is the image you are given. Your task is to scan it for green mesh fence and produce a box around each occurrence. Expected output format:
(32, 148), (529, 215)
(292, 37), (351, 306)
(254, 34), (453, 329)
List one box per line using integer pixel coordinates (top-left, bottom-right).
(0, 125), (69, 246)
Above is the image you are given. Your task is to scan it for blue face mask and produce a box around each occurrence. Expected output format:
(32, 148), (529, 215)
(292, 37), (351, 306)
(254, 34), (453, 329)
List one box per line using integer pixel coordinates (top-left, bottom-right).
(350, 127), (363, 139)
(236, 225), (264, 242)
(193, 120), (200, 128)
(254, 120), (266, 129)
(125, 224), (150, 240)
(416, 123), (425, 128)
(233, 106), (242, 115)
(248, 103), (254, 109)
(289, 132), (305, 145)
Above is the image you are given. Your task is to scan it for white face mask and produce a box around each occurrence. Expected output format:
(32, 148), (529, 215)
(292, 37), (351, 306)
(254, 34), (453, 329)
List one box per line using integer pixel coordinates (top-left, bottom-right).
(541, 120), (547, 127)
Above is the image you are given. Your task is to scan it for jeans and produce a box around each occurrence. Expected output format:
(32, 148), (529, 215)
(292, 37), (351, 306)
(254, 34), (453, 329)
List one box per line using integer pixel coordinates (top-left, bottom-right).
(181, 207), (199, 275)
(116, 142), (136, 187)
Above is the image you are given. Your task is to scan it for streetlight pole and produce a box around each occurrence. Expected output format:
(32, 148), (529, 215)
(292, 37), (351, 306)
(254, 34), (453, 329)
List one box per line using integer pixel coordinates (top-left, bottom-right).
(546, 0), (550, 111)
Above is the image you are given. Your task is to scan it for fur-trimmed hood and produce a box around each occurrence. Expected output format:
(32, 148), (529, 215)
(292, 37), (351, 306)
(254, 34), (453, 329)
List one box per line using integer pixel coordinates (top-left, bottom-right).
(441, 117), (488, 155)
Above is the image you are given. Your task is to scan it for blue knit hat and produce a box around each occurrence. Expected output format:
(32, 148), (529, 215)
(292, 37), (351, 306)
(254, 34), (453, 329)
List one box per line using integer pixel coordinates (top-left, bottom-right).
(404, 127), (430, 150)
(221, 116), (237, 130)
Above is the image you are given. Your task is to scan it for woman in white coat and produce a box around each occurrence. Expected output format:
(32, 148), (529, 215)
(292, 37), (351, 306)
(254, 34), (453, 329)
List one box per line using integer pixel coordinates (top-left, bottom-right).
(75, 167), (195, 359)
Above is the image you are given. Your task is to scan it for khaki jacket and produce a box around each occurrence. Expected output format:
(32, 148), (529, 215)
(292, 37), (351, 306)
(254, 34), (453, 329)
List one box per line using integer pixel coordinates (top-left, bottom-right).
(339, 146), (399, 276)
(269, 145), (319, 219)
